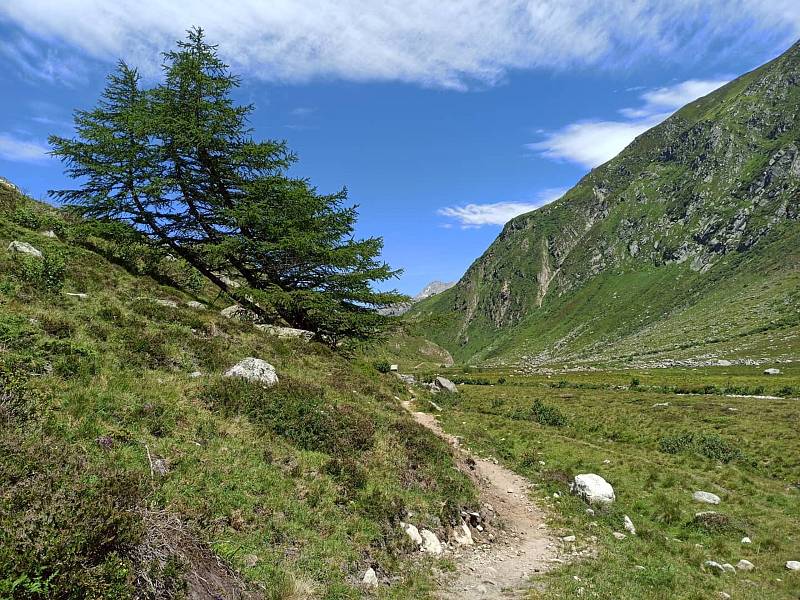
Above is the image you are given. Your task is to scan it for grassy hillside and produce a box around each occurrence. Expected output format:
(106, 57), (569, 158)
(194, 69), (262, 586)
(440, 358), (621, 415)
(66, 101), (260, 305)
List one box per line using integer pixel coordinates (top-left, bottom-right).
(0, 183), (476, 599)
(413, 365), (800, 599)
(409, 41), (800, 368)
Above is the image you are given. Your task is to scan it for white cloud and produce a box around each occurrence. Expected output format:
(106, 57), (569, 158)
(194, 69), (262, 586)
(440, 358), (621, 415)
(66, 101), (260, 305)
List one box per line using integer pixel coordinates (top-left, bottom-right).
(0, 133), (50, 163)
(0, 1), (797, 88)
(439, 188), (566, 228)
(528, 78), (729, 168)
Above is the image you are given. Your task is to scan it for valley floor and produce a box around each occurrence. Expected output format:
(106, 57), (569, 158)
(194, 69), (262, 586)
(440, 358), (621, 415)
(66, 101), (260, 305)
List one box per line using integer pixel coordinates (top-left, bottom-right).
(409, 363), (800, 599)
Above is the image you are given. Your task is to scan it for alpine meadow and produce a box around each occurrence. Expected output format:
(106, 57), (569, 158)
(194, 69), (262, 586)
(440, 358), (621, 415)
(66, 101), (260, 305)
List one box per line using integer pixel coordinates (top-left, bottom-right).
(0, 7), (798, 600)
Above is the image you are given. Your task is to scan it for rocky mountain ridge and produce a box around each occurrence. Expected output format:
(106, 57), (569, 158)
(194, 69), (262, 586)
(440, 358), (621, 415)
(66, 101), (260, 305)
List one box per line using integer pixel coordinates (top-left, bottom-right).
(411, 40), (800, 366)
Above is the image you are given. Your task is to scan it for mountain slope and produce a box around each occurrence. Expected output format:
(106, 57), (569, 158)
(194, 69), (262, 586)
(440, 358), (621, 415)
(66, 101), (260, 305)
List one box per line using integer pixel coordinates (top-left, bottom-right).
(0, 184), (476, 598)
(411, 41), (800, 367)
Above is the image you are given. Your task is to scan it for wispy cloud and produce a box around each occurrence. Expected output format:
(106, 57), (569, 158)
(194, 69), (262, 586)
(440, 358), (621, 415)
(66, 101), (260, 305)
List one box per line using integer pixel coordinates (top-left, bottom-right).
(0, 2), (797, 89)
(438, 188), (567, 228)
(0, 133), (50, 163)
(528, 78), (729, 168)
(0, 33), (89, 86)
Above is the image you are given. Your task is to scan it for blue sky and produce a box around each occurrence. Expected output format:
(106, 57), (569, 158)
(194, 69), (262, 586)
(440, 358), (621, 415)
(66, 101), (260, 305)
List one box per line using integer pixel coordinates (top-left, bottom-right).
(1, 2), (799, 294)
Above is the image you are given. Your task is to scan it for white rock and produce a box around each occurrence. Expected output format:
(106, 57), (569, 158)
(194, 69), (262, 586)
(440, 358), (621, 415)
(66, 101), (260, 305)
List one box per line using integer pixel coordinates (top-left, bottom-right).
(400, 522), (423, 546)
(787, 561), (800, 571)
(154, 299), (178, 308)
(741, 537), (752, 544)
(362, 567), (379, 587)
(223, 357), (278, 386)
(704, 561), (725, 575)
(186, 300), (205, 309)
(189, 371), (202, 378)
(613, 532), (626, 540)
(623, 515), (636, 535)
(40, 230), (57, 238)
(763, 368), (781, 375)
(570, 473), (615, 505)
(433, 376), (458, 394)
(652, 402), (670, 408)
(585, 508), (595, 516)
(721, 563), (736, 573)
(718, 593), (731, 599)
(65, 292), (88, 299)
(8, 241), (42, 258)
(452, 523), (474, 546)
(561, 535), (576, 543)
(420, 529), (443, 555)
(254, 324), (314, 341)
(389, 364), (399, 372)
(693, 491), (721, 505)
(716, 359), (732, 367)
(736, 559), (754, 571)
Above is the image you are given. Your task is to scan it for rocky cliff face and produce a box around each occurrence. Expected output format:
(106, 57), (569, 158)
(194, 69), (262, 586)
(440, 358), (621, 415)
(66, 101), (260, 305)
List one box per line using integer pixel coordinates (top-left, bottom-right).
(412, 41), (800, 366)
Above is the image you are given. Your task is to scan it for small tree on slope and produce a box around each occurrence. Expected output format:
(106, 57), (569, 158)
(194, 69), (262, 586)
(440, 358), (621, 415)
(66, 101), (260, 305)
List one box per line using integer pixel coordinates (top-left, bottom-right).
(50, 28), (406, 345)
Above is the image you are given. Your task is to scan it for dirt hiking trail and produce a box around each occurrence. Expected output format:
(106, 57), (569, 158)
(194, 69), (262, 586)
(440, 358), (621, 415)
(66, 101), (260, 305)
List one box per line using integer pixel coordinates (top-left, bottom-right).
(401, 400), (559, 599)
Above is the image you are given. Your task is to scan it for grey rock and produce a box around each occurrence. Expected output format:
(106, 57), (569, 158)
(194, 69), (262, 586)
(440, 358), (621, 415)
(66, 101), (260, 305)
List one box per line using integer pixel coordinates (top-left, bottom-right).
(420, 529), (443, 555)
(736, 559), (754, 571)
(396, 373), (416, 385)
(362, 567), (379, 587)
(400, 522), (422, 546)
(224, 357), (279, 386)
(254, 324), (314, 341)
(787, 560), (800, 571)
(8, 241), (42, 258)
(693, 491), (721, 505)
(186, 300), (205, 309)
(571, 473), (615, 505)
(704, 560), (725, 575)
(452, 523), (474, 546)
(612, 532), (626, 540)
(561, 535), (576, 543)
(721, 563), (736, 573)
(623, 515), (636, 535)
(154, 299), (178, 308)
(433, 376), (458, 393)
(65, 292), (88, 299)
(220, 304), (257, 322)
(763, 368), (781, 375)
(40, 230), (57, 238)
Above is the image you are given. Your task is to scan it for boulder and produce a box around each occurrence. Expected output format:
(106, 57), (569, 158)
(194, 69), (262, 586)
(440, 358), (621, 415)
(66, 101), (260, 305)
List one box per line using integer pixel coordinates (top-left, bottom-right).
(693, 491), (721, 505)
(736, 559), (754, 571)
(362, 567), (379, 587)
(787, 561), (800, 571)
(741, 536), (751, 544)
(721, 563), (736, 573)
(8, 240), (42, 258)
(400, 522), (423, 546)
(186, 300), (205, 309)
(763, 368), (781, 375)
(254, 324), (314, 341)
(154, 299), (178, 308)
(570, 473), (615, 505)
(433, 376), (458, 394)
(420, 529), (443, 555)
(224, 358), (278, 386)
(623, 515), (636, 535)
(41, 230), (57, 238)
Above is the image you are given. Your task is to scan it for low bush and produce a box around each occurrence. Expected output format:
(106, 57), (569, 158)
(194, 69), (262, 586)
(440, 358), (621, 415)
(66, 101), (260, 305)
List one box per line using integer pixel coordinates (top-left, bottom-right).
(202, 377), (375, 455)
(12, 251), (67, 293)
(658, 431), (742, 463)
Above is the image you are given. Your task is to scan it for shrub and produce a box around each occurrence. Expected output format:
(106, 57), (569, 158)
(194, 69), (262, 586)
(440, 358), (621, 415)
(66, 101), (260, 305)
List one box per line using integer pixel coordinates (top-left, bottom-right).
(12, 251), (67, 293)
(497, 377), (506, 384)
(658, 431), (742, 463)
(528, 399), (567, 427)
(373, 361), (391, 374)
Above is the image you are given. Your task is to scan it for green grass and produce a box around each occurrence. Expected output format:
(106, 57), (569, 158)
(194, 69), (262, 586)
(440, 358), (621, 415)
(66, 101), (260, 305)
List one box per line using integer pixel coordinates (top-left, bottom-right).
(0, 188), (476, 599)
(415, 367), (800, 599)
